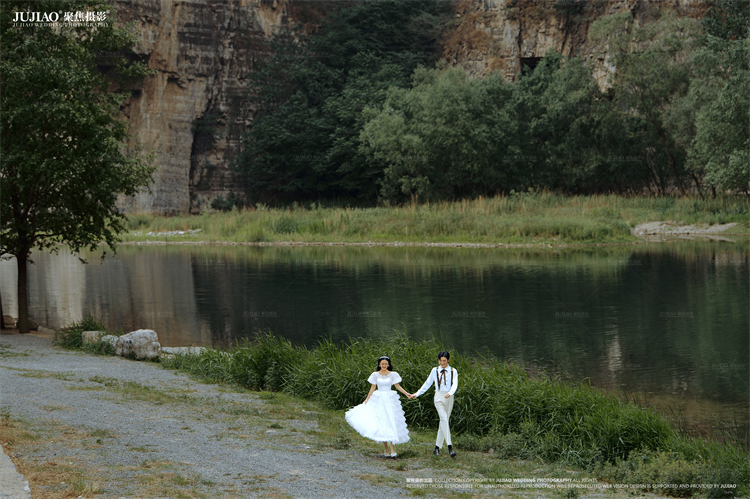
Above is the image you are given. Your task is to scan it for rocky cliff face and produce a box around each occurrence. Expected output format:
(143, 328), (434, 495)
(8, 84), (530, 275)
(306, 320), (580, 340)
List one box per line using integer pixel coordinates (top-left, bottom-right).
(444, 0), (703, 88)
(116, 0), (293, 214)
(117, 0), (703, 214)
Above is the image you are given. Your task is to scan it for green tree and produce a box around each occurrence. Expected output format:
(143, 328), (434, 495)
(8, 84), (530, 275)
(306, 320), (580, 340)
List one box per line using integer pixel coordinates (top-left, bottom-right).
(689, 35), (749, 194)
(0, 0), (154, 333)
(360, 66), (518, 202)
(589, 11), (701, 195)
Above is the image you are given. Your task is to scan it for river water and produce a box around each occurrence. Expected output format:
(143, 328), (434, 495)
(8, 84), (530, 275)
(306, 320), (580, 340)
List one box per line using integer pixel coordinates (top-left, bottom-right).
(1, 241), (747, 445)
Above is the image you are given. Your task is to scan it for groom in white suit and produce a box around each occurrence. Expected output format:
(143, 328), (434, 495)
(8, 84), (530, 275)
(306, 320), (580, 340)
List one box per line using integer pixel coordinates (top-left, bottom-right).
(409, 350), (458, 457)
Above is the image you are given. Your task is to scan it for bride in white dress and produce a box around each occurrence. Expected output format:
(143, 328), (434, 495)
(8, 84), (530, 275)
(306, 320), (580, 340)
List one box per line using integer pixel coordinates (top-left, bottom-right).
(345, 356), (411, 457)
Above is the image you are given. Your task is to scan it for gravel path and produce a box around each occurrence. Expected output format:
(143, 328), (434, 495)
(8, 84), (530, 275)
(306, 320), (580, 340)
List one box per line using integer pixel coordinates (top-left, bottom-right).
(0, 333), (435, 498)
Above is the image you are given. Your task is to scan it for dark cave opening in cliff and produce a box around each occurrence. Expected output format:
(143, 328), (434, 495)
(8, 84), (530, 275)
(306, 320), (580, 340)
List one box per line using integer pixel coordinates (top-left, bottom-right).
(520, 56), (542, 75)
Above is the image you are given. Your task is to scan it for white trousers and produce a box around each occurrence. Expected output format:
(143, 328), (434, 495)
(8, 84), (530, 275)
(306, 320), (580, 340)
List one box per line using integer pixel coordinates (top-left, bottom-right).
(434, 390), (454, 448)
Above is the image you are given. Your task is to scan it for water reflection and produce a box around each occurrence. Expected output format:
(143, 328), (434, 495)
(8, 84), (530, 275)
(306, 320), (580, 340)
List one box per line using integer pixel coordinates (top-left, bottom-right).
(1, 241), (747, 443)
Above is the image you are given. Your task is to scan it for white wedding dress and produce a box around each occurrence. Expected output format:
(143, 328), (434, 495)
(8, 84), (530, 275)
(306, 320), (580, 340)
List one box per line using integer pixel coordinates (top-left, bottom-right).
(345, 371), (410, 444)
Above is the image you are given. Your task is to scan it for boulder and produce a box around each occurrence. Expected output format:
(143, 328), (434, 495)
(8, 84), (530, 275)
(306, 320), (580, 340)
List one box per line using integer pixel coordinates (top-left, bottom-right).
(28, 319), (39, 331)
(2, 315), (15, 328)
(82, 331), (105, 344)
(100, 335), (119, 349)
(115, 329), (161, 360)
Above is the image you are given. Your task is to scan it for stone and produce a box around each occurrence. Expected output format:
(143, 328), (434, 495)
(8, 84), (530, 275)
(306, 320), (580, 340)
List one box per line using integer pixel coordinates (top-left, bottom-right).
(2, 315), (15, 328)
(115, 329), (161, 360)
(160, 346), (207, 356)
(28, 319), (39, 331)
(82, 331), (105, 344)
(100, 335), (119, 349)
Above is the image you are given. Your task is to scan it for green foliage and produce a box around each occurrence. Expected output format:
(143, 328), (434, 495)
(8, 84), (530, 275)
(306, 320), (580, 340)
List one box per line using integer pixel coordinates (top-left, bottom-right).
(589, 12), (700, 196)
(229, 334), (305, 391)
(161, 334), (305, 392)
(702, 0), (750, 41)
(0, 0), (155, 256)
(688, 35), (750, 193)
(361, 67), (519, 201)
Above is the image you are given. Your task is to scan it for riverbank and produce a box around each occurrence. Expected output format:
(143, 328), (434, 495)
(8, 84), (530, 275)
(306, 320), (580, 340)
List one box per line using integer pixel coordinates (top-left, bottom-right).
(25, 322), (748, 498)
(0, 332), (688, 499)
(122, 194), (750, 247)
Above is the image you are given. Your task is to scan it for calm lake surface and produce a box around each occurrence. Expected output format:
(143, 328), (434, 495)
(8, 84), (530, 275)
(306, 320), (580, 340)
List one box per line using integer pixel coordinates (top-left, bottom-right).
(1, 241), (748, 442)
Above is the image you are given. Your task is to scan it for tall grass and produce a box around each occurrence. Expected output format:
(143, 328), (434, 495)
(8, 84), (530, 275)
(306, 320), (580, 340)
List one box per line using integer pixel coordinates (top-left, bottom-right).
(123, 193), (749, 245)
(160, 331), (748, 497)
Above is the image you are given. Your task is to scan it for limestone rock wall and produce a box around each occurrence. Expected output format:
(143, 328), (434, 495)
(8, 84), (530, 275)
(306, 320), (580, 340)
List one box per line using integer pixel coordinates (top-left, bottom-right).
(116, 0), (292, 214)
(444, 0), (704, 88)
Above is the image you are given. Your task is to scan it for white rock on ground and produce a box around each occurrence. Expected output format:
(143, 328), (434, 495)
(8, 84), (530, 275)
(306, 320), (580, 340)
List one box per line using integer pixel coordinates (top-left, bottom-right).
(160, 346), (207, 356)
(115, 329), (161, 360)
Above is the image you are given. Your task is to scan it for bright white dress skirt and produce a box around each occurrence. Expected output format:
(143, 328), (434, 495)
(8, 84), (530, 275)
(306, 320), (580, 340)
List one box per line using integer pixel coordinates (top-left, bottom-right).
(345, 391), (410, 444)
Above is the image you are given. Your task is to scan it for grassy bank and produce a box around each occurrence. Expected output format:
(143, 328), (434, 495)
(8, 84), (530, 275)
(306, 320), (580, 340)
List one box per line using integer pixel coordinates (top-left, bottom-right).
(122, 193), (750, 246)
(56, 317), (747, 499)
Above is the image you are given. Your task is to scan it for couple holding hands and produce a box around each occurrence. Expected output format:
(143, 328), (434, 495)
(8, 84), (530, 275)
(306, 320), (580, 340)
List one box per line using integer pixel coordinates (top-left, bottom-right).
(345, 351), (457, 458)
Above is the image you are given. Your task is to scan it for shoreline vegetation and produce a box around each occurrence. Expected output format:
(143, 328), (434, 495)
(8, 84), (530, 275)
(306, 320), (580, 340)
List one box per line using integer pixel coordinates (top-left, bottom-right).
(122, 194), (750, 247)
(58, 319), (749, 498)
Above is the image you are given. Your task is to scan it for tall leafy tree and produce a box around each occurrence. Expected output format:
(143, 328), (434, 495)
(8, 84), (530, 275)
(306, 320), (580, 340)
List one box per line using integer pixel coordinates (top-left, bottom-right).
(0, 0), (154, 333)
(361, 66), (518, 202)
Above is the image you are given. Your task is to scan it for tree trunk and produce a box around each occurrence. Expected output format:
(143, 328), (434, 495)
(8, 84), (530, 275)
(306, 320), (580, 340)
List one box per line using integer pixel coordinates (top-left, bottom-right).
(691, 173), (704, 200)
(17, 253), (30, 334)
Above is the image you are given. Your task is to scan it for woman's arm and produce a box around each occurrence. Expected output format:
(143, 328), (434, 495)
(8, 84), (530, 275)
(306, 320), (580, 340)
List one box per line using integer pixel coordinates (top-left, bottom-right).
(364, 384), (376, 404)
(394, 383), (410, 397)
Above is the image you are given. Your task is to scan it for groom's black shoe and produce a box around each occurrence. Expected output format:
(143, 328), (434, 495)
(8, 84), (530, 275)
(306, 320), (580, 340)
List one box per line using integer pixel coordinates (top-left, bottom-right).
(433, 446), (440, 456)
(448, 445), (456, 458)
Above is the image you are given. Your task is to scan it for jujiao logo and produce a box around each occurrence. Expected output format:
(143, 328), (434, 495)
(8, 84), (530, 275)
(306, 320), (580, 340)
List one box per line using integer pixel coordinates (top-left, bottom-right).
(11, 10), (109, 26)
(12, 11), (59, 23)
